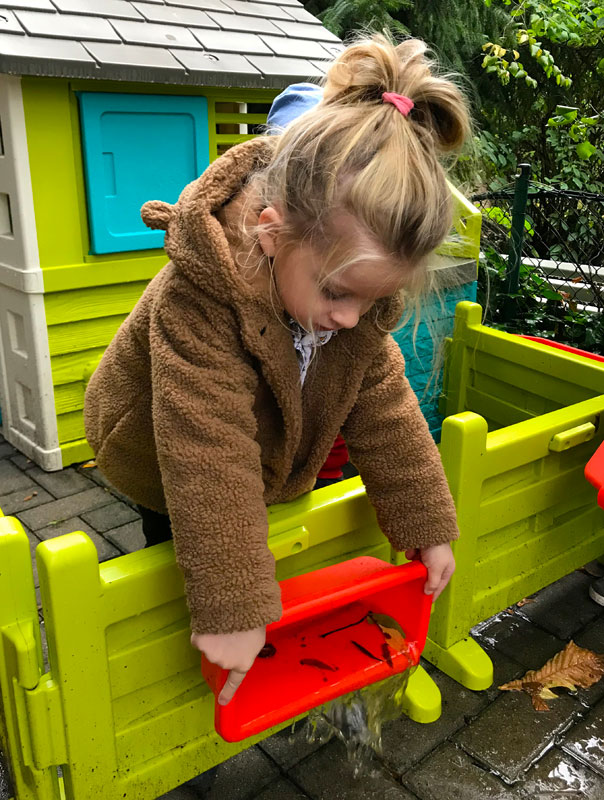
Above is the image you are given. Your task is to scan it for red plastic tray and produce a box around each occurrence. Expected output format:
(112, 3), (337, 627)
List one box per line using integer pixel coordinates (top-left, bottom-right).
(201, 556), (431, 742)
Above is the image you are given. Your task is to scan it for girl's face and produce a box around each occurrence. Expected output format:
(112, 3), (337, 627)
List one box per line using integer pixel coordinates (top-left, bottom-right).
(258, 208), (406, 332)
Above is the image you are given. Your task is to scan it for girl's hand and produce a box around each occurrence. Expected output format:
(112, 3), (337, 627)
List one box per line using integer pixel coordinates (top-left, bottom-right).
(191, 626), (266, 705)
(405, 542), (455, 601)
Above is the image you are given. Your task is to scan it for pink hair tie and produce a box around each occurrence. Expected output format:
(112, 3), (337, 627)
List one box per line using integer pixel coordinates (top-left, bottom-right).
(382, 92), (414, 117)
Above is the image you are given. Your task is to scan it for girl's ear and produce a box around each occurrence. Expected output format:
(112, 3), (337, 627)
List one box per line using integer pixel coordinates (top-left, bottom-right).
(257, 206), (282, 257)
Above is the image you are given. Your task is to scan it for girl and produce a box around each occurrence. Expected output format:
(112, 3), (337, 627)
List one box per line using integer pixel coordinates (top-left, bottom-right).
(84, 34), (469, 708)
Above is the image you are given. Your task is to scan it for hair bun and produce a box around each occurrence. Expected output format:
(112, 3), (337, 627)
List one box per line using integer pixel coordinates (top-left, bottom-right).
(322, 34), (469, 153)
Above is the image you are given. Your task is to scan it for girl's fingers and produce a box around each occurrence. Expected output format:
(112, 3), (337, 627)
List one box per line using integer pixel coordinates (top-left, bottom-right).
(218, 668), (247, 705)
(431, 562), (456, 601)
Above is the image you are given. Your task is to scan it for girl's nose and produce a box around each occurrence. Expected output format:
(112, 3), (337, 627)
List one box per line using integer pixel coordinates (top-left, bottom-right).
(330, 302), (361, 330)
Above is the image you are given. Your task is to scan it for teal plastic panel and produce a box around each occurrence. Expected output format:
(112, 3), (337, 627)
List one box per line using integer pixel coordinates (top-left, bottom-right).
(78, 93), (209, 254)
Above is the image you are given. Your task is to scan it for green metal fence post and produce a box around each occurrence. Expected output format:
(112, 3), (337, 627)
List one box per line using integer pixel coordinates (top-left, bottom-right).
(504, 162), (531, 320)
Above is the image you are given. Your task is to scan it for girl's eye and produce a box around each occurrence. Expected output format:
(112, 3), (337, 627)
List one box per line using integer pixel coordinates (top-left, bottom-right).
(322, 286), (348, 301)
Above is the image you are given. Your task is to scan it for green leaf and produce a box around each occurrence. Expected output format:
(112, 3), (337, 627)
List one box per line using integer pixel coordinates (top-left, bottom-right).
(576, 141), (597, 159)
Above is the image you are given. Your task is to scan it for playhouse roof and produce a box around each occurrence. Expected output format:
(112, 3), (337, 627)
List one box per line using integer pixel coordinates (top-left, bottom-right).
(0, 0), (342, 88)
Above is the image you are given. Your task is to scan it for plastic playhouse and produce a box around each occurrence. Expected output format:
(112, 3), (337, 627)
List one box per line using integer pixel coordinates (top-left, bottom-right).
(2, 300), (604, 799)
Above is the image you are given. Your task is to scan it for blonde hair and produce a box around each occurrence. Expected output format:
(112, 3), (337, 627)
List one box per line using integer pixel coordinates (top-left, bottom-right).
(244, 33), (470, 307)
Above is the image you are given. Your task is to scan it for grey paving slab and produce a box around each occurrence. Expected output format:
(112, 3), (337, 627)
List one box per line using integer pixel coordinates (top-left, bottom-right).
(455, 692), (581, 783)
(15, 9), (121, 41)
(133, 2), (217, 28)
(561, 698), (604, 777)
(246, 54), (324, 78)
(221, 0), (295, 20)
(518, 746), (604, 799)
(76, 464), (137, 507)
(205, 747), (279, 799)
(403, 742), (519, 800)
(516, 571), (602, 640)
(289, 739), (416, 799)
(81, 500), (140, 532)
(0, 459), (37, 494)
(380, 668), (489, 774)
(110, 18), (200, 48)
(0, 0), (53, 8)
(83, 40), (186, 75)
(253, 778), (311, 799)
(258, 720), (326, 770)
(476, 642), (526, 702)
(272, 18), (341, 42)
(10, 453), (35, 469)
(0, 748), (13, 800)
(52, 0), (143, 19)
(260, 34), (333, 60)
(573, 616), (604, 705)
(192, 28), (271, 54)
(0, 10), (24, 35)
(0, 486), (53, 515)
(172, 48), (260, 78)
(35, 515), (120, 561)
(17, 486), (113, 530)
(28, 465), (94, 498)
(207, 10), (282, 35)
(473, 612), (566, 670)
(105, 518), (146, 552)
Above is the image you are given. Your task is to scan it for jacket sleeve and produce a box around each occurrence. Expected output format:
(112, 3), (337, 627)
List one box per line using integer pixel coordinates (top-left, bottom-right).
(149, 275), (281, 635)
(342, 334), (459, 551)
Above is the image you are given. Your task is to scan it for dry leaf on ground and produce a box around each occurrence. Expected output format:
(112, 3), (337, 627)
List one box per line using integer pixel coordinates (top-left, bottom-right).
(499, 640), (604, 711)
(81, 460), (96, 468)
(517, 597), (536, 607)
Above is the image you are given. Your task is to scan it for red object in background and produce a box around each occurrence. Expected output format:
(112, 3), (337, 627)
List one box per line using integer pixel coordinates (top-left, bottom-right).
(317, 433), (349, 481)
(520, 335), (604, 509)
(201, 557), (431, 742)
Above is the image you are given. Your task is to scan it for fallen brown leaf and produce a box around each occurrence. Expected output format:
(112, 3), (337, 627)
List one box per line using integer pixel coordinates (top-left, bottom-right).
(23, 491), (38, 502)
(368, 612), (407, 652)
(499, 641), (604, 711)
(517, 597), (536, 608)
(82, 460), (96, 468)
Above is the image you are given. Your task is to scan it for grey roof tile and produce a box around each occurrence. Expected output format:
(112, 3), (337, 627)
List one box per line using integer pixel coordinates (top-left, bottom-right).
(246, 53), (324, 78)
(172, 47), (259, 77)
(0, 31), (96, 72)
(220, 0), (294, 20)
(0, 8), (25, 33)
(164, 0), (232, 11)
(51, 0), (143, 19)
(110, 17), (200, 47)
(15, 10), (121, 40)
(261, 35), (331, 60)
(132, 2), (217, 27)
(319, 41), (344, 58)
(308, 59), (327, 75)
(272, 18), (340, 41)
(83, 40), (185, 70)
(208, 10), (282, 34)
(0, 0), (53, 9)
(278, 5), (322, 24)
(239, 0), (302, 5)
(192, 28), (271, 54)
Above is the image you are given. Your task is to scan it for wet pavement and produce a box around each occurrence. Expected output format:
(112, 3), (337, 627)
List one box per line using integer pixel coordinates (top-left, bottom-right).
(1, 438), (604, 800)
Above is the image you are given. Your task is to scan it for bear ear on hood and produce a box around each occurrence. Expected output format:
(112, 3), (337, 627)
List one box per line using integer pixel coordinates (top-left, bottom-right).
(141, 200), (174, 231)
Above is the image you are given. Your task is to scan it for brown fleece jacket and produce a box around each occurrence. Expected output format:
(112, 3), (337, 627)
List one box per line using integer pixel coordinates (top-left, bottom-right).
(84, 137), (459, 636)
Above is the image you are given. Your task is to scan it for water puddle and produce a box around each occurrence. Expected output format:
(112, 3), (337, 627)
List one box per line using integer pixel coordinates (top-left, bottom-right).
(296, 667), (415, 777)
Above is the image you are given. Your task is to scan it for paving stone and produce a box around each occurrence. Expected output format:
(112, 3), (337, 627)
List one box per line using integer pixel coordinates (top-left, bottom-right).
(517, 746), (604, 799)
(0, 441), (16, 459)
(403, 742), (519, 800)
(253, 777), (312, 799)
(289, 739), (416, 799)
(81, 501), (140, 533)
(455, 691), (582, 783)
(473, 612), (566, 671)
(515, 571), (601, 640)
(258, 719), (326, 770)
(477, 642), (526, 701)
(77, 465), (137, 507)
(28, 466), (95, 499)
(380, 668), (489, 774)
(0, 486), (53, 515)
(561, 698), (604, 777)
(35, 516), (120, 562)
(105, 518), (146, 552)
(0, 747), (13, 800)
(0, 459), (37, 494)
(571, 615), (604, 705)
(204, 747), (279, 800)
(10, 453), (35, 470)
(17, 487), (113, 530)
(156, 785), (197, 799)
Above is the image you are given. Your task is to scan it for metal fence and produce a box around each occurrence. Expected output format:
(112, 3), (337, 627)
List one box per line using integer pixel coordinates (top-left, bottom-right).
(472, 165), (604, 352)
